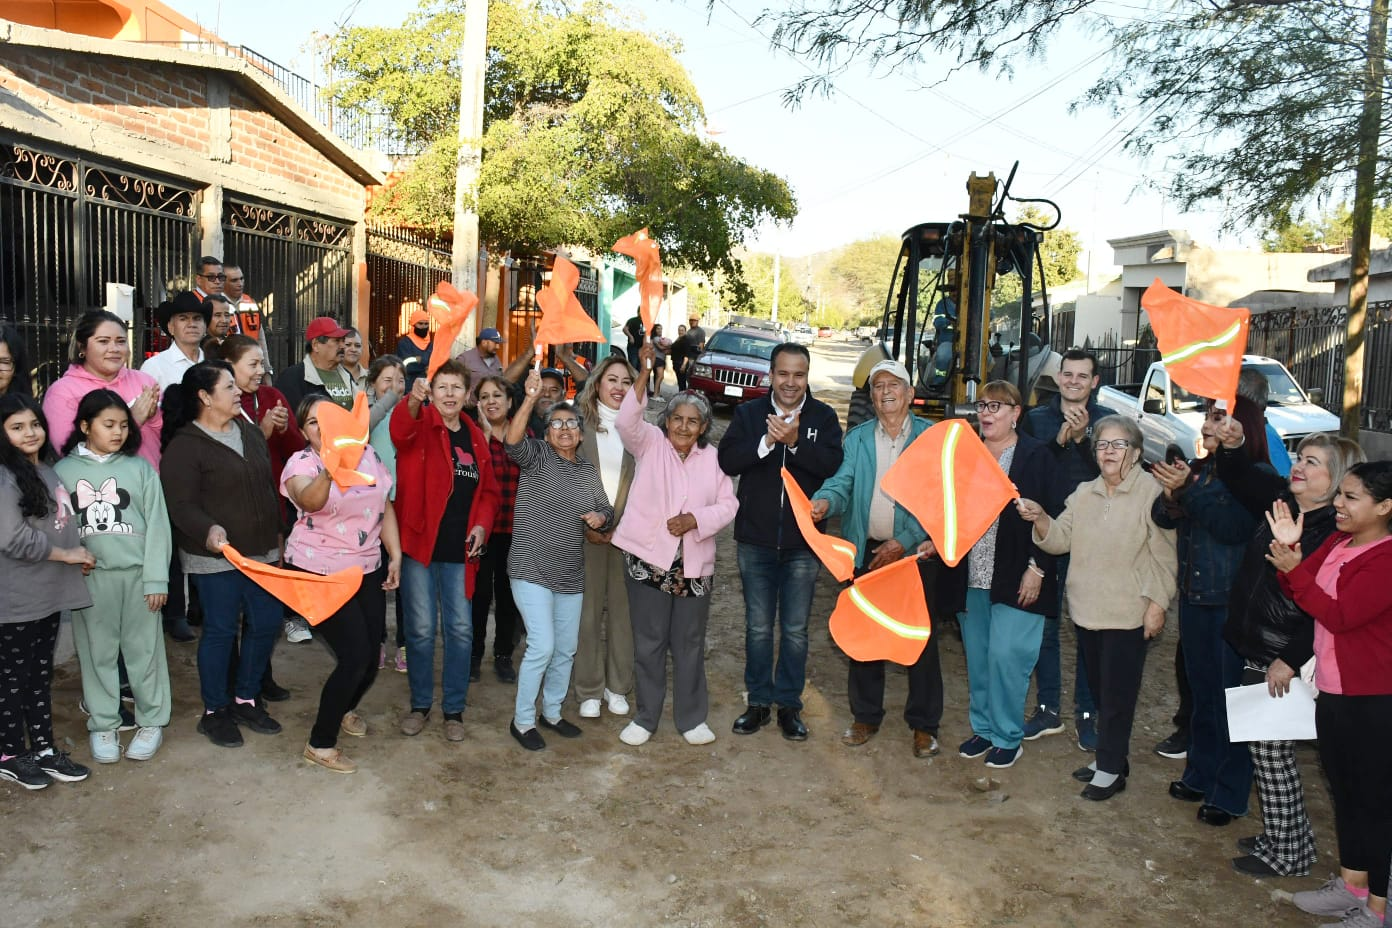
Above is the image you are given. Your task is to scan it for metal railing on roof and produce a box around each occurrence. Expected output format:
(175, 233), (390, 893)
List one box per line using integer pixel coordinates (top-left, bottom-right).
(132, 40), (415, 156)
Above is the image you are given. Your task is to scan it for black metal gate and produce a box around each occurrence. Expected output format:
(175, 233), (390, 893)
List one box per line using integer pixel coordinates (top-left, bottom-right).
(0, 138), (197, 391)
(365, 224), (451, 357)
(223, 198), (353, 373)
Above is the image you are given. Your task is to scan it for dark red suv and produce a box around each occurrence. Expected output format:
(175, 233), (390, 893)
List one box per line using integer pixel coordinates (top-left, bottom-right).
(687, 325), (779, 406)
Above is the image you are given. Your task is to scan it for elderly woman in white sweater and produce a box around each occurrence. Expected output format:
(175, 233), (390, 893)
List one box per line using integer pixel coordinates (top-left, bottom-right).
(1016, 414), (1177, 801)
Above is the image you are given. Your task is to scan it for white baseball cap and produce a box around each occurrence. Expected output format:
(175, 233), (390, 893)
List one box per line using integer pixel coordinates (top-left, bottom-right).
(868, 359), (911, 387)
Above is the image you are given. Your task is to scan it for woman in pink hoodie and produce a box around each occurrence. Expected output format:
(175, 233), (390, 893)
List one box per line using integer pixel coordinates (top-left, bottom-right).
(42, 311), (163, 470)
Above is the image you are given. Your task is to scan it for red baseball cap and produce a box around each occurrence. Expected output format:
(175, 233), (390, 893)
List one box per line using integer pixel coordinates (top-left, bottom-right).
(305, 316), (350, 341)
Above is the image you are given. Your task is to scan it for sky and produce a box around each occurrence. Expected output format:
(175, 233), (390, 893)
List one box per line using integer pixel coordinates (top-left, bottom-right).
(180, 0), (1251, 283)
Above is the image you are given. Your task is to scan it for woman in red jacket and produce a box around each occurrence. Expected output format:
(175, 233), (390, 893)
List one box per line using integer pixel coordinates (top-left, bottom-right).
(1269, 461), (1392, 928)
(390, 360), (499, 742)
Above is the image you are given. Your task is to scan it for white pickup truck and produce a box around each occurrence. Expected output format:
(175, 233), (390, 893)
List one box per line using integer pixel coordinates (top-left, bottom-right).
(1096, 356), (1340, 463)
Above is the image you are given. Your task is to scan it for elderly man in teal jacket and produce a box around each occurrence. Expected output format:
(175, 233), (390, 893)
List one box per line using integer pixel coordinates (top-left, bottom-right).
(810, 359), (944, 759)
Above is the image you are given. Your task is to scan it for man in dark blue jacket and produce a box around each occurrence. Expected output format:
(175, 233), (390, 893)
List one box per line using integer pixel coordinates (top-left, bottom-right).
(718, 343), (844, 741)
(1019, 347), (1116, 750)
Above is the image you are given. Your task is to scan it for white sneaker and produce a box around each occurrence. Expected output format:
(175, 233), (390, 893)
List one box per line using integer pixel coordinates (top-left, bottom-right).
(619, 722), (651, 745)
(125, 726), (163, 761)
(604, 688), (630, 716)
(578, 699), (601, 719)
(683, 722), (716, 745)
(89, 730), (120, 764)
(285, 619), (312, 643)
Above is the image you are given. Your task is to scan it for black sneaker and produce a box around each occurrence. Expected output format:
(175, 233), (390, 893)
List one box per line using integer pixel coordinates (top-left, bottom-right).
(1154, 729), (1189, 759)
(260, 678), (291, 702)
(197, 707), (244, 747)
(494, 655), (516, 684)
(34, 749), (90, 783)
(230, 700), (283, 735)
(0, 753), (53, 790)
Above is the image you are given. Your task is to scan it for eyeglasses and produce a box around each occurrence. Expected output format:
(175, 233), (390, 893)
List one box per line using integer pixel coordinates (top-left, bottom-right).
(974, 400), (1018, 414)
(1095, 439), (1133, 450)
(547, 419), (581, 431)
(199, 273), (227, 281)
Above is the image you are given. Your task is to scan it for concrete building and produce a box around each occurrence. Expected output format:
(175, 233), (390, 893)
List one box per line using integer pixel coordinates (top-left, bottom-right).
(1308, 245), (1392, 305)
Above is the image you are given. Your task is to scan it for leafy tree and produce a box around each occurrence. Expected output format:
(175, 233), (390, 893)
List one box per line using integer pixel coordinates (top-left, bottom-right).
(764, 0), (1388, 434)
(1263, 202), (1392, 252)
(740, 252), (814, 321)
(813, 234), (902, 325)
(328, 0), (796, 304)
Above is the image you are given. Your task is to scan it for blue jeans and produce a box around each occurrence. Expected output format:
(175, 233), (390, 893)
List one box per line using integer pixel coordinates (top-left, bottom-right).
(737, 543), (819, 709)
(1179, 601), (1252, 815)
(959, 589), (1045, 749)
(192, 569), (281, 710)
(511, 579), (583, 729)
(401, 557), (472, 714)
(1033, 555), (1095, 718)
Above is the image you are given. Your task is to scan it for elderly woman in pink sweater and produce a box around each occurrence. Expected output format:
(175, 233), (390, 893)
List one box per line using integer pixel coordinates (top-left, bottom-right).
(612, 341), (738, 747)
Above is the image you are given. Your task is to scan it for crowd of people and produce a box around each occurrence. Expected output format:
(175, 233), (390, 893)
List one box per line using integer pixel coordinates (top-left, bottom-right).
(0, 281), (1389, 926)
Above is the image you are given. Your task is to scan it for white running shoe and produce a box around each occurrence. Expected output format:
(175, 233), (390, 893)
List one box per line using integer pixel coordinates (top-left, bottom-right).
(90, 730), (120, 764)
(604, 688), (630, 716)
(285, 619), (312, 643)
(579, 699), (602, 719)
(683, 723), (716, 745)
(124, 726), (163, 761)
(619, 722), (651, 745)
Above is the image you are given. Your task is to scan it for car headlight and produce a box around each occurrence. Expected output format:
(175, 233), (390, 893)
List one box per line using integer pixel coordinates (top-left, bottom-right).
(692, 363), (711, 377)
(758, 373), (771, 388)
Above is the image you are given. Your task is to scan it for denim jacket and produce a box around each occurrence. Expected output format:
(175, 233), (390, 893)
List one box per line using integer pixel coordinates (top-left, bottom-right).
(1150, 458), (1255, 605)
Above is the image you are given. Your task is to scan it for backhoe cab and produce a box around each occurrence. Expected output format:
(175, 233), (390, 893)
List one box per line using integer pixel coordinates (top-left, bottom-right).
(847, 166), (1062, 428)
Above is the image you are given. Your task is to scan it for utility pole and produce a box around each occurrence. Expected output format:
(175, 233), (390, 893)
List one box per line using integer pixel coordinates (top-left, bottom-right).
(771, 251), (781, 322)
(452, 0), (488, 307)
(1342, 0), (1387, 440)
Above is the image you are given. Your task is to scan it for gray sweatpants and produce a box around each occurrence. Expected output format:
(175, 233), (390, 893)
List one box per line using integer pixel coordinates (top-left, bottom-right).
(625, 576), (710, 734)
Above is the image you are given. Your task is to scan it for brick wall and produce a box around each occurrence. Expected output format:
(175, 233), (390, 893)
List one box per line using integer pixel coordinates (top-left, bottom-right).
(0, 48), (362, 203)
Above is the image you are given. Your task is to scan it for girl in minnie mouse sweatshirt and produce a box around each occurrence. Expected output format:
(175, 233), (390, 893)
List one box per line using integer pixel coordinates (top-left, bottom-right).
(55, 389), (172, 765)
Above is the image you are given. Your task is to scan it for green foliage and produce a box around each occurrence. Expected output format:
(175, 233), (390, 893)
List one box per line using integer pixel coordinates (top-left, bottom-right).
(1263, 202), (1392, 252)
(330, 0), (796, 297)
(992, 205), (1082, 310)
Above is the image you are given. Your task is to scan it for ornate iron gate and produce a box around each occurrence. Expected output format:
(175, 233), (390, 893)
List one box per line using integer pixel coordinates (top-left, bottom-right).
(365, 224), (451, 357)
(223, 199), (353, 374)
(0, 139), (197, 391)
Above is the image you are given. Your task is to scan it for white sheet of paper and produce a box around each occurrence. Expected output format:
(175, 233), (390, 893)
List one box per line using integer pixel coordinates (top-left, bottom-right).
(1225, 680), (1318, 742)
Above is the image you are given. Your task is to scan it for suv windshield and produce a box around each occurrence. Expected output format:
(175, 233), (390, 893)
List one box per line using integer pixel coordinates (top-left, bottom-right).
(1245, 362), (1308, 406)
(706, 330), (777, 360)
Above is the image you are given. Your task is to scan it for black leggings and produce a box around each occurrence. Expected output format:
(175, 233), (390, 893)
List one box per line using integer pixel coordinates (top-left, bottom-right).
(0, 613), (60, 757)
(1077, 625), (1148, 777)
(1317, 692), (1392, 897)
(305, 565), (388, 749)
(471, 533), (519, 661)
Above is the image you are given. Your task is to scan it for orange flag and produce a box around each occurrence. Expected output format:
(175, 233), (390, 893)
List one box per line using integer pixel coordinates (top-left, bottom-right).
(612, 228), (664, 333)
(1141, 279), (1251, 410)
(536, 255), (606, 349)
(881, 418), (1019, 567)
(426, 280), (478, 381)
(317, 392), (376, 491)
(221, 544), (363, 626)
(780, 466), (856, 582)
(828, 556), (932, 666)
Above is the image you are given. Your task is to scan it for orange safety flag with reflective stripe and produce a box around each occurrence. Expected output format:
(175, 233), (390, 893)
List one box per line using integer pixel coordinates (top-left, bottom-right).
(612, 228), (664, 334)
(317, 392), (376, 491)
(780, 466), (856, 582)
(880, 418), (1019, 568)
(536, 255), (607, 348)
(829, 556), (931, 666)
(426, 281), (478, 381)
(1141, 279), (1250, 410)
(221, 544), (363, 626)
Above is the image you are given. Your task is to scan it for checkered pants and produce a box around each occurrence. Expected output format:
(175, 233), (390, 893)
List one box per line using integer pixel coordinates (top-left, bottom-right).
(1248, 737), (1316, 876)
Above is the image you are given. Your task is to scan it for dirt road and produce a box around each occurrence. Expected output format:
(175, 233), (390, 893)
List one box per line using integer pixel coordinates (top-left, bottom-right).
(2, 340), (1334, 927)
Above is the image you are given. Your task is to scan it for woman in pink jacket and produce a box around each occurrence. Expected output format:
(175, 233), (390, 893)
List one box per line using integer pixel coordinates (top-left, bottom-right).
(612, 341), (738, 748)
(43, 311), (163, 470)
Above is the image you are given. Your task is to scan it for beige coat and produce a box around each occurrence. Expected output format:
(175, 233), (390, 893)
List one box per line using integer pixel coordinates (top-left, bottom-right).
(1036, 466), (1178, 631)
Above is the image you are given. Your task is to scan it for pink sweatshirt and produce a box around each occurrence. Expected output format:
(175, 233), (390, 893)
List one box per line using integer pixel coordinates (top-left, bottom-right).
(42, 365), (164, 469)
(609, 389), (737, 578)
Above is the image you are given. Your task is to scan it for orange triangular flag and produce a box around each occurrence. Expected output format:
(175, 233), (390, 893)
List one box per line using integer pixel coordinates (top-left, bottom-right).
(1141, 279), (1250, 410)
(781, 466), (856, 582)
(828, 556), (931, 665)
(426, 280), (478, 380)
(317, 392), (375, 491)
(612, 228), (664, 333)
(881, 418), (1019, 567)
(221, 544), (363, 626)
(536, 256), (606, 349)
